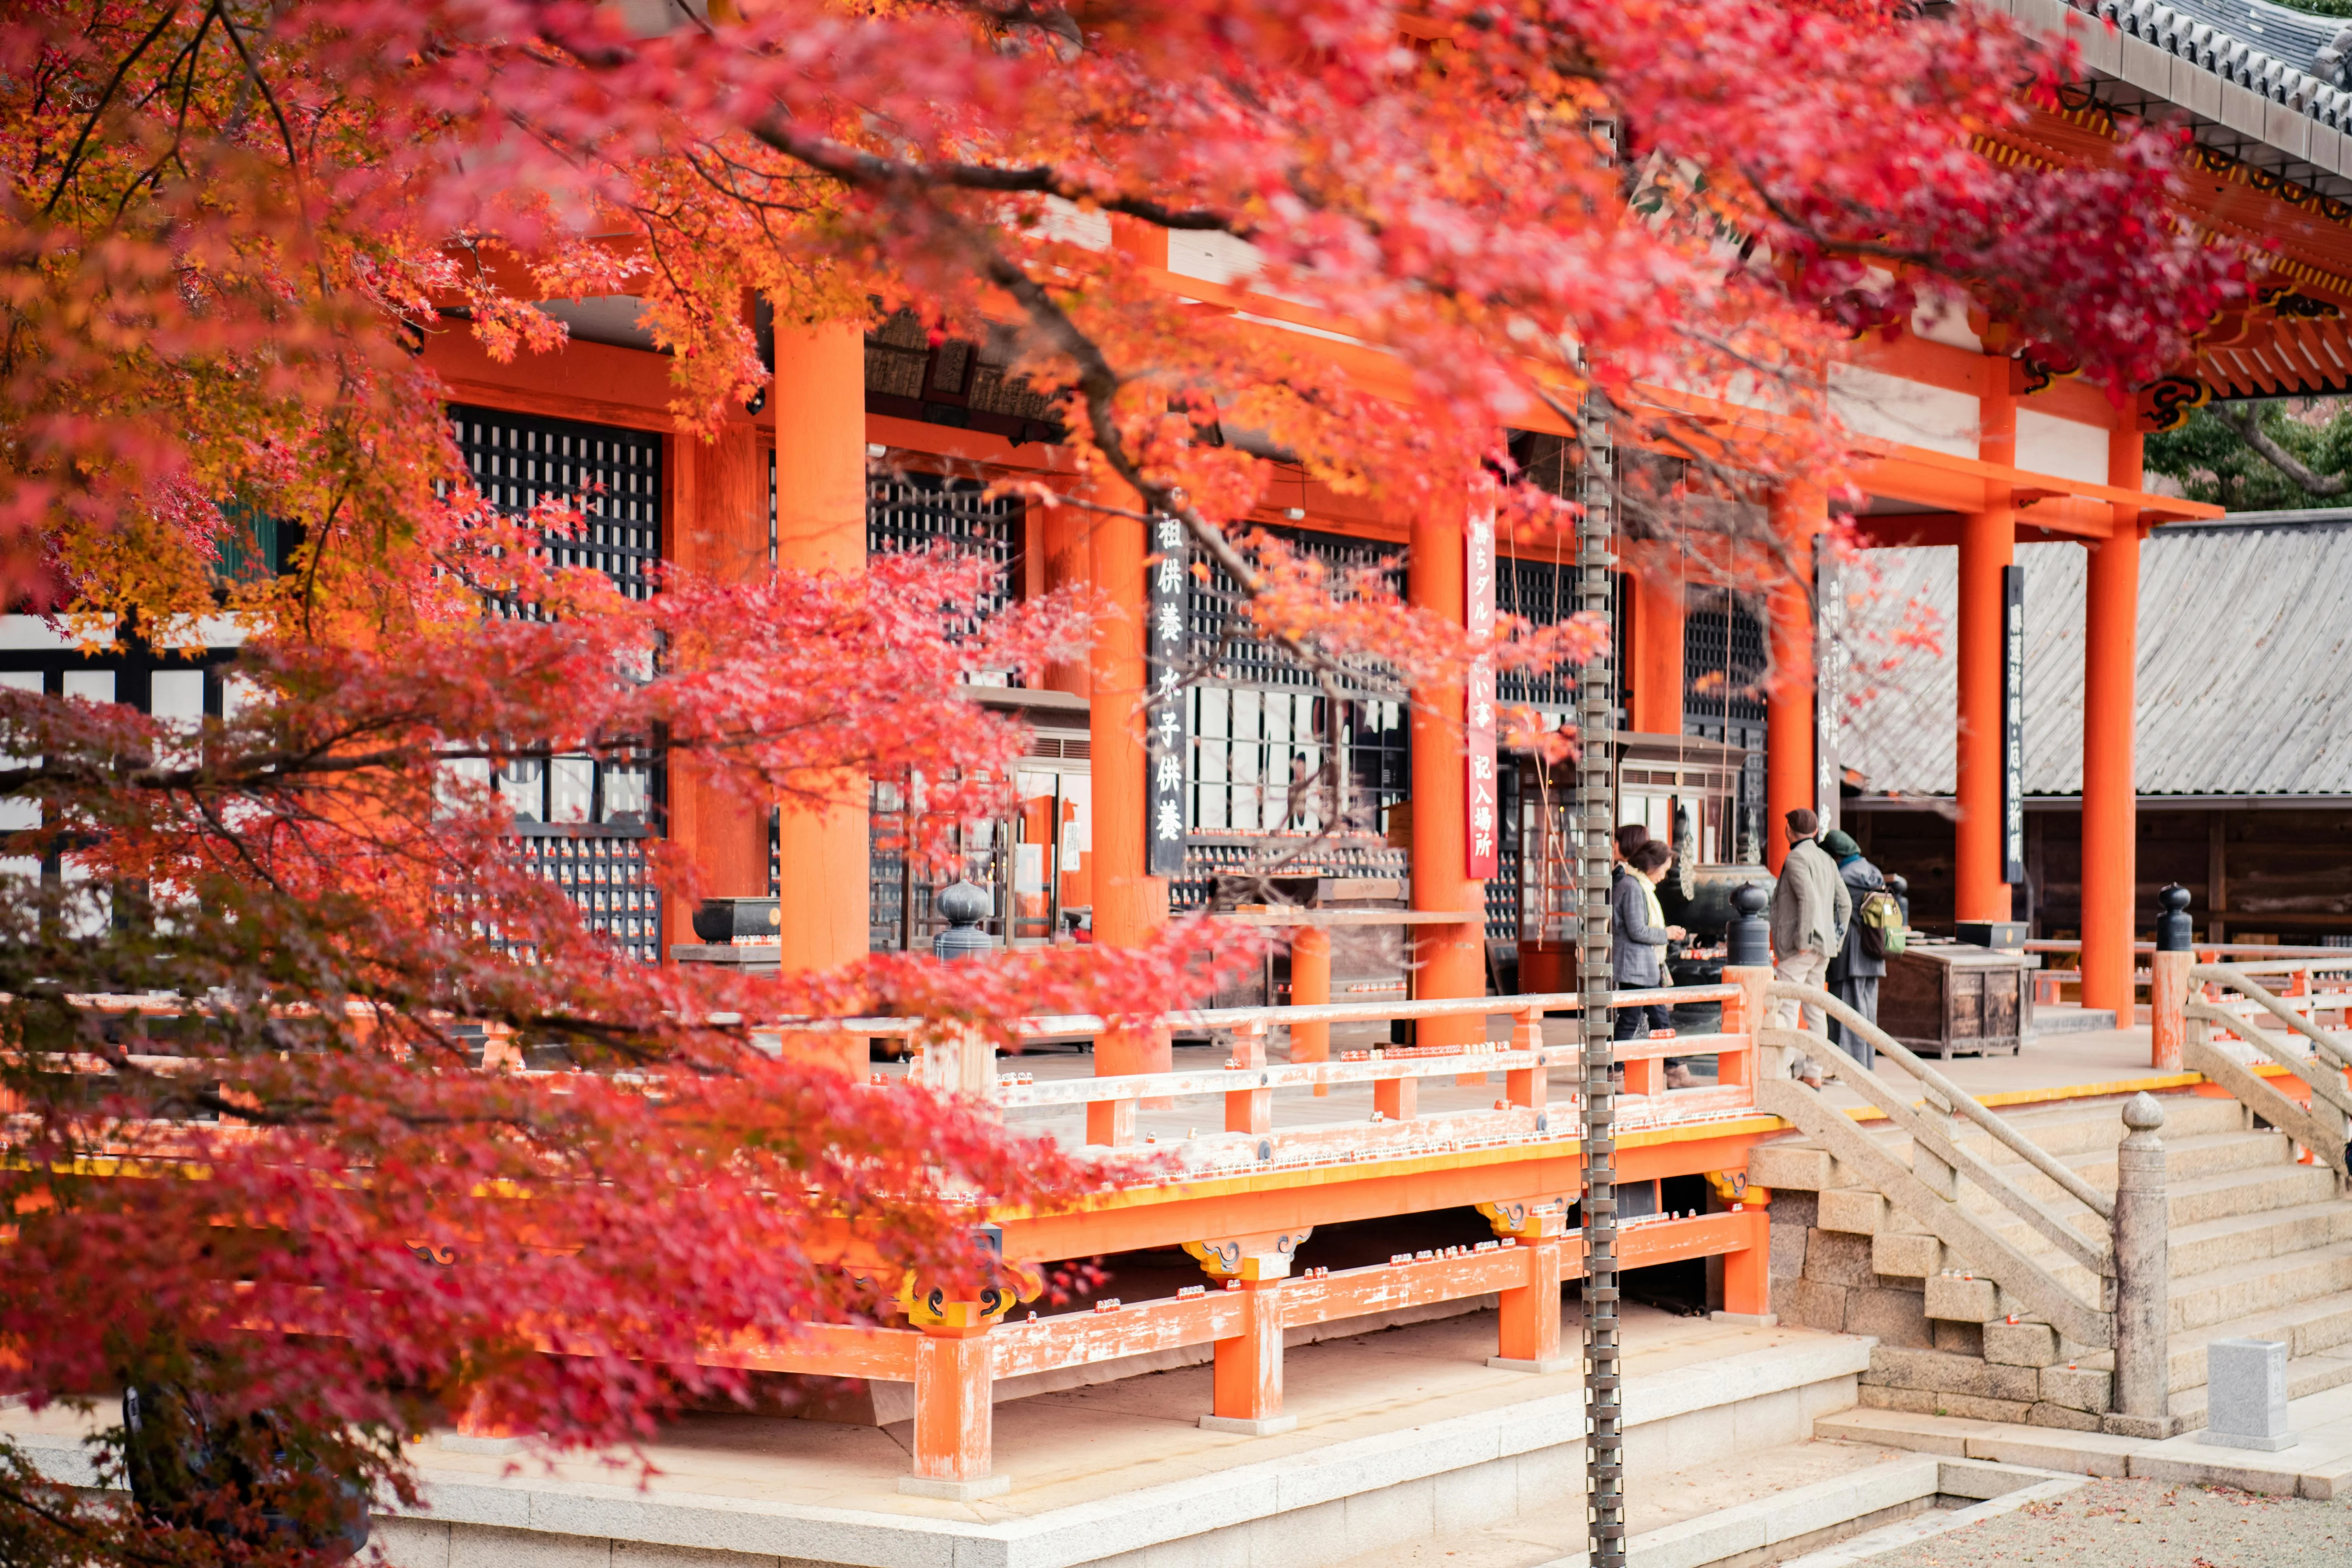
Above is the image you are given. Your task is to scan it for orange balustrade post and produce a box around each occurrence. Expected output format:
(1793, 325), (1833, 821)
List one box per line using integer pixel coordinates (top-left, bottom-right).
(1724, 962), (1774, 1081)
(1506, 1006), (1548, 1109)
(768, 321), (869, 1076)
(1716, 975), (1756, 1093)
(2150, 949), (2191, 1072)
(1374, 1064), (1418, 1122)
(2080, 445), (2141, 1013)
(1409, 491), (1486, 1048)
(905, 1324), (1003, 1498)
(1087, 474), (1170, 1144)
(1764, 488), (1821, 872)
(1226, 1018), (1273, 1135)
(1290, 926), (1332, 1097)
(1957, 365), (2018, 923)
(1622, 1047), (1662, 1098)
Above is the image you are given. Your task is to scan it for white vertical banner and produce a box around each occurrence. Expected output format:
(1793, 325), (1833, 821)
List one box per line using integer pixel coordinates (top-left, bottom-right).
(1146, 516), (1189, 877)
(1465, 508), (1498, 879)
(2001, 564), (2026, 886)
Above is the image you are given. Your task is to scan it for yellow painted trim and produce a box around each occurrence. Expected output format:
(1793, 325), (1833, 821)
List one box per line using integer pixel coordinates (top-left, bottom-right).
(1836, 1068), (2258, 1125)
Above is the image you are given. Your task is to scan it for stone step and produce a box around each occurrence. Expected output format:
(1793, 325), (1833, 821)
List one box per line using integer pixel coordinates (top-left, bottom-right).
(2168, 1291), (2352, 1392)
(2166, 1239), (2352, 1336)
(1795, 1129), (2299, 1234)
(2163, 1198), (2352, 1281)
(1951, 1183), (2352, 1286)
(2168, 1350), (2352, 1430)
(1751, 1096), (2251, 1190)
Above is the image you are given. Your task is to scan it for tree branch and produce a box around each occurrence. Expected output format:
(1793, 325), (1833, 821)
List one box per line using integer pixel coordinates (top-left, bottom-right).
(744, 122), (1244, 234)
(2215, 402), (2350, 497)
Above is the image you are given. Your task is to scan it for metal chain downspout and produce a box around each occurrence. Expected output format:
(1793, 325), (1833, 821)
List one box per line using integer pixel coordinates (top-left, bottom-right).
(1577, 379), (1622, 1567)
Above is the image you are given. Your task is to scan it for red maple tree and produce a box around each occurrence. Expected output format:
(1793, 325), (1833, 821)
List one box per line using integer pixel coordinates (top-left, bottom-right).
(0, 0), (2235, 1561)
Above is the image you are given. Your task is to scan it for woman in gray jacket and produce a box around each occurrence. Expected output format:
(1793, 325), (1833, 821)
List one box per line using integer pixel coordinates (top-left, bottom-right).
(1611, 840), (1685, 1041)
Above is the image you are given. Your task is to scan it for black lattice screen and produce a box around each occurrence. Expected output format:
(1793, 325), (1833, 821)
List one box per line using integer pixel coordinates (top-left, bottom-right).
(1172, 528), (1411, 912)
(514, 831), (662, 964)
(449, 405), (662, 602)
(449, 404), (665, 959)
(858, 473), (1023, 947)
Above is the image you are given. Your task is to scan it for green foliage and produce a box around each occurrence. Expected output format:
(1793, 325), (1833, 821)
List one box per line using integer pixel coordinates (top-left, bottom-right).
(2277, 0), (2352, 16)
(2143, 399), (2352, 511)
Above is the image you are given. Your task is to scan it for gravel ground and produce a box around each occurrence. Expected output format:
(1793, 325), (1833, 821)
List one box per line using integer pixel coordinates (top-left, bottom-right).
(1861, 1475), (2352, 1567)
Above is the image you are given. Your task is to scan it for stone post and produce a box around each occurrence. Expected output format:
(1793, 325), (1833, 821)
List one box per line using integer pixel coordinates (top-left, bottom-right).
(2110, 1091), (2171, 1436)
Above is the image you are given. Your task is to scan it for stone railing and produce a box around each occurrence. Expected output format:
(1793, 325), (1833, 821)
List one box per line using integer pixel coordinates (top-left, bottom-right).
(1753, 980), (2175, 1436)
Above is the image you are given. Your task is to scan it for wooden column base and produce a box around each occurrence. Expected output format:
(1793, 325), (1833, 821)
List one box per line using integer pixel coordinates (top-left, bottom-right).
(904, 1327), (1005, 1499)
(1714, 1205), (1776, 1324)
(1205, 1276), (1293, 1435)
(1489, 1208), (1570, 1371)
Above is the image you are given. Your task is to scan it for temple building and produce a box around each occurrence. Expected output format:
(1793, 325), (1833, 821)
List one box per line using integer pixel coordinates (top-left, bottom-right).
(27, 0), (2352, 1548)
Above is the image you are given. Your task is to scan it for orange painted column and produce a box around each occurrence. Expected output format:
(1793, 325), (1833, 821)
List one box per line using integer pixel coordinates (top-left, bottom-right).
(1040, 491), (1093, 699)
(1289, 926), (1332, 1096)
(2081, 430), (2144, 1013)
(1409, 491), (1486, 1047)
(907, 1326), (999, 1495)
(769, 322), (870, 1076)
(1718, 1206), (1773, 1320)
(1206, 1277), (1290, 1433)
(1629, 557), (1686, 737)
(1956, 370), (2018, 923)
(666, 420), (773, 930)
(1764, 488), (1821, 873)
(1087, 475), (1169, 1143)
(1494, 1233), (1567, 1369)
(1487, 1205), (1567, 1370)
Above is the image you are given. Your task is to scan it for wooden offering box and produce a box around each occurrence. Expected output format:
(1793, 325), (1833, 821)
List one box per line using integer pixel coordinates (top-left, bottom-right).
(1881, 939), (2031, 1059)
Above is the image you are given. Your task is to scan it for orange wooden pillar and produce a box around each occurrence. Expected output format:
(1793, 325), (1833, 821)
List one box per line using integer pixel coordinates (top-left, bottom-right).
(1087, 476), (1169, 1142)
(1040, 490), (1093, 699)
(1717, 1205), (1773, 1323)
(1486, 1203), (1570, 1371)
(1956, 369), (2018, 923)
(904, 1323), (1003, 1498)
(1409, 492), (1486, 1047)
(665, 414), (772, 938)
(1197, 1246), (1297, 1435)
(1764, 488), (1821, 872)
(2081, 431), (2144, 1013)
(767, 321), (869, 1076)
(1629, 552), (1686, 737)
(1289, 926), (1332, 1096)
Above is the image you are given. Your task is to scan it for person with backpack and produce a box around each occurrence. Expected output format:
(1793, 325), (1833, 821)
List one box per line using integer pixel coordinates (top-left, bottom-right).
(1821, 828), (1902, 1070)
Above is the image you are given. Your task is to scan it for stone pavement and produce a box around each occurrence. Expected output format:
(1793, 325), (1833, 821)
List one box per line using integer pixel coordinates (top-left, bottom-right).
(1821, 1374), (2352, 1499)
(1843, 1473), (2352, 1568)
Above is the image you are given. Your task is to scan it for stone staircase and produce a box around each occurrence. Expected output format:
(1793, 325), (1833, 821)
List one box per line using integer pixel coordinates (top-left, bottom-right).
(1752, 1091), (2352, 1433)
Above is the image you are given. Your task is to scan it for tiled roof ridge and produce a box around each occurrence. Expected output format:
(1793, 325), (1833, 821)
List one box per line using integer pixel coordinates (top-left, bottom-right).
(2067, 0), (2352, 129)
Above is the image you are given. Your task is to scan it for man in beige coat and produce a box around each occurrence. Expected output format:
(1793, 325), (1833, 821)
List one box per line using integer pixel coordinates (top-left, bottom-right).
(1769, 808), (1851, 1078)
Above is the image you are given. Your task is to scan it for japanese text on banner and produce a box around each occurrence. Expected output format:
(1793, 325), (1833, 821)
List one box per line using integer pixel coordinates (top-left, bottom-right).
(1465, 509), (1498, 879)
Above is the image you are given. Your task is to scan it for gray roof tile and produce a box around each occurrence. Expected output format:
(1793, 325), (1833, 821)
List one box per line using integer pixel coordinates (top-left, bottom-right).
(1841, 517), (2352, 796)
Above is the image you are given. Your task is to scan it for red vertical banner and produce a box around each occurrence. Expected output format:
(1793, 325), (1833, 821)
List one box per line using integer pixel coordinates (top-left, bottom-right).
(1465, 507), (1499, 879)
